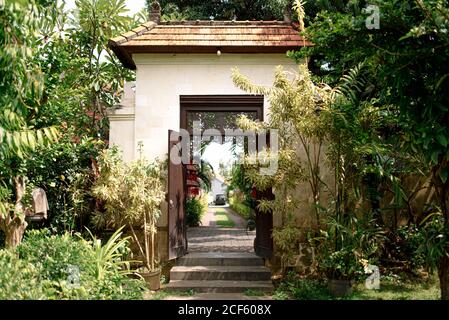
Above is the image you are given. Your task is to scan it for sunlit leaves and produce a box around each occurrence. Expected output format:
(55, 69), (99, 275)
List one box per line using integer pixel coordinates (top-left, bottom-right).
(233, 65), (329, 227)
(148, 0), (289, 21)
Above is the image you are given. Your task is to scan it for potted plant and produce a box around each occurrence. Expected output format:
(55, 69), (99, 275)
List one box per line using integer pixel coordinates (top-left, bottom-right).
(311, 213), (384, 297)
(92, 147), (166, 290)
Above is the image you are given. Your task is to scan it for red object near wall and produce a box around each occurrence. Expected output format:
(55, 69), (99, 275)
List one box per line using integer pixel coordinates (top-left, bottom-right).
(188, 187), (200, 197)
(251, 187), (257, 199)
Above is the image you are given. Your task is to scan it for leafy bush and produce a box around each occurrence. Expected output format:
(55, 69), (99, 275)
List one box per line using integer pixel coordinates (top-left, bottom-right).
(0, 250), (47, 300)
(311, 213), (385, 280)
(229, 196), (251, 219)
(6, 229), (146, 300)
(23, 136), (102, 233)
(186, 196), (207, 227)
(417, 212), (449, 272)
(272, 222), (302, 272)
(92, 148), (166, 272)
(18, 229), (94, 283)
(274, 272), (332, 300)
(383, 225), (425, 273)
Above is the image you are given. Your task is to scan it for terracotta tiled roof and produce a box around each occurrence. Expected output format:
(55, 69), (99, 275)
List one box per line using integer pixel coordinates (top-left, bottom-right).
(109, 20), (311, 70)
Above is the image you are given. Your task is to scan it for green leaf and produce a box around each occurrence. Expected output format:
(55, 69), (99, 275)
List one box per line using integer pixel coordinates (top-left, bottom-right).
(440, 167), (448, 184)
(436, 73), (449, 90)
(431, 151), (440, 164)
(437, 134), (448, 147)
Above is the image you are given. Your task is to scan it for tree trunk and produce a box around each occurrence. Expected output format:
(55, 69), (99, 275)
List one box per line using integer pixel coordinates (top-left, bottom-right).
(432, 161), (449, 300)
(4, 217), (27, 248)
(439, 256), (449, 300)
(2, 176), (28, 248)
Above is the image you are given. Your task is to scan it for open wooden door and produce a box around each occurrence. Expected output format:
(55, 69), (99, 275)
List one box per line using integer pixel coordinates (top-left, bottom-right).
(254, 188), (274, 258)
(168, 130), (187, 260)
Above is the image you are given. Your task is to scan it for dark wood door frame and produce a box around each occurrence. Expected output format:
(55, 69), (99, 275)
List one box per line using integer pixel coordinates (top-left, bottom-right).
(168, 130), (187, 260)
(180, 95), (264, 133)
(179, 94), (274, 258)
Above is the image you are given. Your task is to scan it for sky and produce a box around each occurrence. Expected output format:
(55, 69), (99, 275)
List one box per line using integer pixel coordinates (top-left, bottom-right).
(61, 0), (147, 16)
(202, 142), (235, 175)
(202, 141), (245, 177)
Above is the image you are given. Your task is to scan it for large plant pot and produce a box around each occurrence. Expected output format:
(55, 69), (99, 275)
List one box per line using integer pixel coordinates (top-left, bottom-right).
(328, 279), (352, 297)
(140, 269), (161, 291)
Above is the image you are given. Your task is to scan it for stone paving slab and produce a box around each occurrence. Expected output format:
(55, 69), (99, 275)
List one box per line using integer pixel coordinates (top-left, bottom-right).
(163, 293), (273, 300)
(187, 206), (255, 253)
(187, 227), (256, 252)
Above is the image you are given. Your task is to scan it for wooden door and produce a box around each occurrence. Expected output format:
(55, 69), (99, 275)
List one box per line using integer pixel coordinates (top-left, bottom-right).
(168, 130), (187, 260)
(254, 187), (274, 258)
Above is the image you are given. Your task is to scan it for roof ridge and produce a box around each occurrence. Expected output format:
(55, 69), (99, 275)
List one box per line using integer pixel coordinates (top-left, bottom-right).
(159, 20), (291, 25)
(109, 21), (158, 45)
(108, 20), (308, 70)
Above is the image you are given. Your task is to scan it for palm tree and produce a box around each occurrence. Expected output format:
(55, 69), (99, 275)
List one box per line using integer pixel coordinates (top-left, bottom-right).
(197, 160), (214, 192)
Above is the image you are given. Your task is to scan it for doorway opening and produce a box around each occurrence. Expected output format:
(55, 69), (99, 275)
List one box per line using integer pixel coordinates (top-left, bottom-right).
(187, 139), (256, 253)
(174, 95), (273, 256)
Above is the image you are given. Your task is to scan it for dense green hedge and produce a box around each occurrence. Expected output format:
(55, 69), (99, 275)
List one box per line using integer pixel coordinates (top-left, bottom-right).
(229, 196), (251, 219)
(0, 229), (146, 300)
(186, 196), (207, 227)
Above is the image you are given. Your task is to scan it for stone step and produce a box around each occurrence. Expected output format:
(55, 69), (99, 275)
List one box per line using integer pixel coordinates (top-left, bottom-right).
(170, 265), (271, 281)
(165, 280), (274, 293)
(177, 252), (264, 266)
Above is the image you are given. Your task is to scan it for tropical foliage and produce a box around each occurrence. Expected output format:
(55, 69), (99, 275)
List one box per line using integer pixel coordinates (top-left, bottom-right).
(147, 0), (290, 21)
(91, 148), (166, 272)
(0, 228), (145, 300)
(0, 2), (60, 248)
(185, 196), (207, 227)
(296, 0), (449, 299)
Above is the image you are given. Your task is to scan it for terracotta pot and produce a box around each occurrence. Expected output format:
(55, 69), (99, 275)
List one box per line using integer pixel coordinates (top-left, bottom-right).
(140, 269), (161, 291)
(328, 279), (353, 297)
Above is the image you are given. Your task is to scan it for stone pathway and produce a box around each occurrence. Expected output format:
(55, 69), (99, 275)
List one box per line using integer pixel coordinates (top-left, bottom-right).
(162, 293), (272, 300)
(187, 206), (256, 253)
(151, 207), (268, 300)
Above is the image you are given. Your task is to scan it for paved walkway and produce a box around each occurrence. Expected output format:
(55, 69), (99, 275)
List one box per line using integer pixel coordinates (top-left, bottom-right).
(162, 293), (272, 300)
(187, 206), (256, 253)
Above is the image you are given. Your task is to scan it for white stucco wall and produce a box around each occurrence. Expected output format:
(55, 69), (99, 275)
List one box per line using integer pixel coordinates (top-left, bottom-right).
(108, 82), (136, 162)
(118, 53), (298, 161)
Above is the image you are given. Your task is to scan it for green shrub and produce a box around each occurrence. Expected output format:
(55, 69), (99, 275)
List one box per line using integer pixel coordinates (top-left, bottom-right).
(275, 272), (332, 300)
(229, 196), (250, 219)
(385, 225), (425, 272)
(18, 229), (94, 282)
(12, 229), (146, 300)
(24, 136), (102, 233)
(0, 250), (47, 300)
(186, 197), (206, 227)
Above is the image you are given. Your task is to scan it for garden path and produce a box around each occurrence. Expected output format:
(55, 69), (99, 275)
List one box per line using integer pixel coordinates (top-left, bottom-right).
(186, 206), (255, 253)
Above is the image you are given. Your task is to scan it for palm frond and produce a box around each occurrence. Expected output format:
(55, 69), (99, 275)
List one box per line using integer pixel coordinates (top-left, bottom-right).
(331, 62), (366, 104)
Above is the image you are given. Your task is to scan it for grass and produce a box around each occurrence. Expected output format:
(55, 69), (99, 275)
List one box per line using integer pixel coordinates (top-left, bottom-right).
(148, 289), (196, 300)
(350, 277), (440, 300)
(244, 289), (266, 297)
(215, 210), (236, 228)
(274, 274), (440, 300)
